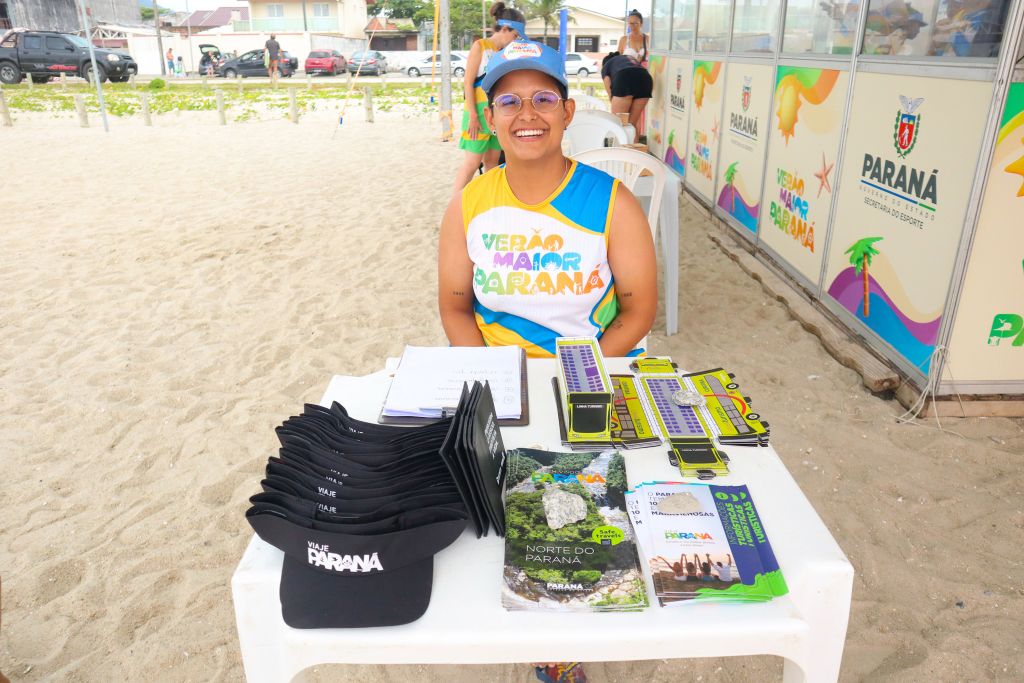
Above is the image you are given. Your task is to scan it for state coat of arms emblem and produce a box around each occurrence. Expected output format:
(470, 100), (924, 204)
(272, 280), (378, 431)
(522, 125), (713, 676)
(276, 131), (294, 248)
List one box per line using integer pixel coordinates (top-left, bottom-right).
(894, 95), (924, 158)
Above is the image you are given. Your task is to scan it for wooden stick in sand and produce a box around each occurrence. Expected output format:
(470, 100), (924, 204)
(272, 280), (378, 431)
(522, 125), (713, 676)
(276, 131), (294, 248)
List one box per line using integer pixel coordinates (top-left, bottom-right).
(363, 87), (374, 123)
(0, 89), (12, 127)
(216, 89), (226, 125)
(74, 94), (88, 127)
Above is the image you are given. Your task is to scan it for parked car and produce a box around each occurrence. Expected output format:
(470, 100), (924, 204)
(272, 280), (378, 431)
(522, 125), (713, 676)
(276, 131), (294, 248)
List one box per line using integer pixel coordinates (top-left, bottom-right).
(564, 52), (599, 77)
(281, 50), (298, 72)
(305, 49), (346, 75)
(217, 48), (294, 78)
(0, 27), (137, 84)
(405, 52), (465, 78)
(346, 50), (388, 76)
(198, 43), (225, 76)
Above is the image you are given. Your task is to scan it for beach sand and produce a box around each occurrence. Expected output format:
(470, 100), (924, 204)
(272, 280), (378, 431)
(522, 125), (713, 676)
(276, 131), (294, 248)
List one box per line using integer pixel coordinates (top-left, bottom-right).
(0, 109), (1022, 682)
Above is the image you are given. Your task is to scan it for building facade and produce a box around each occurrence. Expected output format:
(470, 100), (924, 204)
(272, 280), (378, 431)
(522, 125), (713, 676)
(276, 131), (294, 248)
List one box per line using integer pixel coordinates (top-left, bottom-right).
(241, 0), (367, 39)
(0, 0), (140, 32)
(525, 6), (626, 55)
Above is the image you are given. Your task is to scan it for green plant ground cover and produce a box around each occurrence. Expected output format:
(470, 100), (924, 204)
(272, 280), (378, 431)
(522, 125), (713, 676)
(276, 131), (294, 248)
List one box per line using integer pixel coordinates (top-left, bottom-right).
(0, 82), (444, 120)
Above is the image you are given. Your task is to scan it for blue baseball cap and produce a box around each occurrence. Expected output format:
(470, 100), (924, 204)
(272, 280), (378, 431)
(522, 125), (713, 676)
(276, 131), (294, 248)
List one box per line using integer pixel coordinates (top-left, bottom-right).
(481, 40), (568, 97)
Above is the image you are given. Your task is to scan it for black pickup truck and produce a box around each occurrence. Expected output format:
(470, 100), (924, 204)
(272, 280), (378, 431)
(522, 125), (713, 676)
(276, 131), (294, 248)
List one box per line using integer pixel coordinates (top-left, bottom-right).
(0, 28), (137, 84)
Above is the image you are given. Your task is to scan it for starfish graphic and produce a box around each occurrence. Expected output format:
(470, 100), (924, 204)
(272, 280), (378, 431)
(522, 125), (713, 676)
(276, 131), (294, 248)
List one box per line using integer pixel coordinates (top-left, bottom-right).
(711, 117), (720, 142)
(814, 153), (834, 198)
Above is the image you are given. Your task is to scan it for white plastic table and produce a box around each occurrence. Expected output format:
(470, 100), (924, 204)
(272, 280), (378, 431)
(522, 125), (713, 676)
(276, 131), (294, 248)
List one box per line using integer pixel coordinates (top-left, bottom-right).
(232, 359), (852, 682)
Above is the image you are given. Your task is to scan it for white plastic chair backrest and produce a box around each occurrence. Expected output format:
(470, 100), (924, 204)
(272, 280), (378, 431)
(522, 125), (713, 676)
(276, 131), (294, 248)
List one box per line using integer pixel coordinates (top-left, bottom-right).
(575, 109), (623, 126)
(571, 146), (666, 241)
(569, 91), (605, 111)
(571, 147), (667, 353)
(565, 110), (629, 154)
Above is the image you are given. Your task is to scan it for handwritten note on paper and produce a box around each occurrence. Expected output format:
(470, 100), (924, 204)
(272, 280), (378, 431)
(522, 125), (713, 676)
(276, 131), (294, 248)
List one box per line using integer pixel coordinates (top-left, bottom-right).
(382, 346), (523, 419)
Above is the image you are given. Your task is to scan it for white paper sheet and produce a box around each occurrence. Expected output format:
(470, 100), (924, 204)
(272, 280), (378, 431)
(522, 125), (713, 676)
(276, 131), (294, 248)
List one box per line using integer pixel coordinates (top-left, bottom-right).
(382, 346), (523, 419)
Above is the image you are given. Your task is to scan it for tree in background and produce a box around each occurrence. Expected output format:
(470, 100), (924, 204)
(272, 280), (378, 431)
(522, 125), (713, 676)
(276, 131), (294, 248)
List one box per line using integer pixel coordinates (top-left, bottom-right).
(375, 0), (430, 20)
(371, 0), (486, 49)
(140, 5), (173, 21)
(524, 0), (569, 40)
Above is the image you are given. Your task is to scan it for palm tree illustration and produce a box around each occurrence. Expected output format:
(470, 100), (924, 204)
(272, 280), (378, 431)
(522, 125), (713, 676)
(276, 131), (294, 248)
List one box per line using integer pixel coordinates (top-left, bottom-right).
(844, 237), (883, 317)
(724, 162), (738, 212)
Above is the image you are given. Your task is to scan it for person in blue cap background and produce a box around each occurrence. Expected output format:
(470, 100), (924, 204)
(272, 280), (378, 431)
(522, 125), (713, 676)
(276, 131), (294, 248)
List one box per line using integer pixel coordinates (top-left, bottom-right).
(863, 1), (929, 55)
(438, 39), (657, 364)
(453, 2), (526, 191)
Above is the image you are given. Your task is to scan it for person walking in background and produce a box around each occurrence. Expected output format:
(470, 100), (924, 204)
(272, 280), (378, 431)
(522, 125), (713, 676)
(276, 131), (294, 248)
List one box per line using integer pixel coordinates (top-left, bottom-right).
(175, 56), (185, 78)
(452, 1), (525, 191)
(617, 9), (649, 66)
(265, 34), (281, 80)
(165, 47), (174, 76)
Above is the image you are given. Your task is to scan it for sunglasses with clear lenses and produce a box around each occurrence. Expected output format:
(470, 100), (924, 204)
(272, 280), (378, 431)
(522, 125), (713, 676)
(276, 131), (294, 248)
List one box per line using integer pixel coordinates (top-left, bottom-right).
(491, 90), (563, 116)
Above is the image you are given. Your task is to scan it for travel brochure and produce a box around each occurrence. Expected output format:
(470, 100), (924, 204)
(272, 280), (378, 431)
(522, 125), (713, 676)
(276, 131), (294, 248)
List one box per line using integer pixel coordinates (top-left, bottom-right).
(502, 448), (649, 612)
(625, 482), (788, 606)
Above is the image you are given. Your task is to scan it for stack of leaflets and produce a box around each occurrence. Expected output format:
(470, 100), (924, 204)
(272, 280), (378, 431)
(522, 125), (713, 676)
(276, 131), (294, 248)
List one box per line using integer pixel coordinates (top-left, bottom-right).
(502, 448), (648, 612)
(437, 381), (508, 537)
(625, 482), (788, 606)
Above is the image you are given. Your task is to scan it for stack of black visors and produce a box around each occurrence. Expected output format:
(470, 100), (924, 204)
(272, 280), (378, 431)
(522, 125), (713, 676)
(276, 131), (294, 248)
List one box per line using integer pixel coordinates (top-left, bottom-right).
(245, 384), (508, 629)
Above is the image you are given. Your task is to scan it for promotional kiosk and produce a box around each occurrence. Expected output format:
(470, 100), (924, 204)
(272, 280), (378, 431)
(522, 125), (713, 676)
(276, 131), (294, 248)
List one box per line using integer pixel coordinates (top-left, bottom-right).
(644, 0), (1024, 414)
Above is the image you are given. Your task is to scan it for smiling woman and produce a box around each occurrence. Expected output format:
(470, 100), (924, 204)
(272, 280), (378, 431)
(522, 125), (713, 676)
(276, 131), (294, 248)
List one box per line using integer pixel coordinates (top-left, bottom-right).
(437, 40), (657, 361)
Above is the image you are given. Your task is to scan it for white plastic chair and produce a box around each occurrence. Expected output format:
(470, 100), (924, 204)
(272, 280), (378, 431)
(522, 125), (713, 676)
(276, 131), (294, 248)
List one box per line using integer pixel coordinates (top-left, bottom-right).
(565, 109), (630, 154)
(571, 146), (665, 240)
(572, 147), (668, 352)
(569, 90), (606, 111)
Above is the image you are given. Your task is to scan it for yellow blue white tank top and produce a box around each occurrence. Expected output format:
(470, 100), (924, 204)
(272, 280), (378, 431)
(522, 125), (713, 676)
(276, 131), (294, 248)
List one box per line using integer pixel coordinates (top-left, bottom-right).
(472, 38), (496, 105)
(462, 161), (634, 358)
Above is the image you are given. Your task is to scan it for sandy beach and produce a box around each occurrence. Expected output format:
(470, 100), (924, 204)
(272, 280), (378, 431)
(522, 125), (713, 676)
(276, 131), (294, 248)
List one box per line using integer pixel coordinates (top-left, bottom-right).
(0, 106), (1022, 682)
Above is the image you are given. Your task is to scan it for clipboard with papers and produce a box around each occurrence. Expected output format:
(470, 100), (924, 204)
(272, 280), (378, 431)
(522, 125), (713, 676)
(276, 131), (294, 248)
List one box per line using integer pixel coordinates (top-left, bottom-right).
(378, 346), (530, 426)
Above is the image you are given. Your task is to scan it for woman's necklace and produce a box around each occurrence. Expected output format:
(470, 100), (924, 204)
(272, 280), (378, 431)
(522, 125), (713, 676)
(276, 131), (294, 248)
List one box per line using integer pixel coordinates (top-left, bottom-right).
(507, 157), (572, 204)
(558, 156), (572, 186)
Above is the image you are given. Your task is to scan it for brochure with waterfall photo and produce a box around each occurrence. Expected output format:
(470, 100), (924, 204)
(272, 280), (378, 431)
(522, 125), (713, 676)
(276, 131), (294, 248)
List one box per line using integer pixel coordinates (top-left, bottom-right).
(501, 448), (648, 612)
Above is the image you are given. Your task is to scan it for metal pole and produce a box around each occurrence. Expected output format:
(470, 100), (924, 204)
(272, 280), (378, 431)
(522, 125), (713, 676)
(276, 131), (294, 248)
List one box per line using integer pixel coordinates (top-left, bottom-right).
(154, 1), (166, 76)
(439, 0), (452, 140)
(185, 0), (194, 75)
(559, 8), (568, 62)
(77, 0), (109, 132)
(301, 0), (308, 32)
(481, 0), (486, 38)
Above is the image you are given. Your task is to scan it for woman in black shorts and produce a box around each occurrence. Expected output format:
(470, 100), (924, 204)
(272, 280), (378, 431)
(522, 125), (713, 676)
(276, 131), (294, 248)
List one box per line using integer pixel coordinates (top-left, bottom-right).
(600, 52), (653, 129)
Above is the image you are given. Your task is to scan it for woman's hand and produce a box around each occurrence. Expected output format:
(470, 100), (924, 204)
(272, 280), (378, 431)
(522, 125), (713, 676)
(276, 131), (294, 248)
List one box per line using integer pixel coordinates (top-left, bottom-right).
(467, 111), (482, 139)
